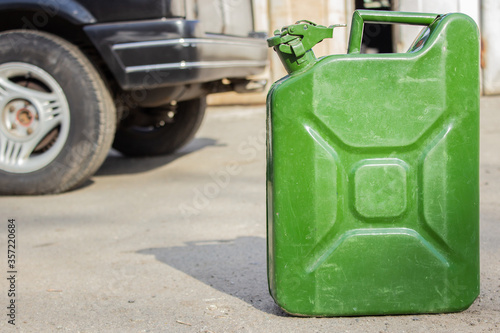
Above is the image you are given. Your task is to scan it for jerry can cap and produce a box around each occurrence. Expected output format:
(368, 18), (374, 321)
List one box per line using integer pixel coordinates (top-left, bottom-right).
(268, 21), (346, 74)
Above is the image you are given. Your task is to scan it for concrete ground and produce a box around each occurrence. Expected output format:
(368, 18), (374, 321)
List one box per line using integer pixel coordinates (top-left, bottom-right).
(0, 97), (499, 332)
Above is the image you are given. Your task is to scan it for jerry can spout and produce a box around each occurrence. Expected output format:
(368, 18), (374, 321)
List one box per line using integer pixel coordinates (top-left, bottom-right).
(267, 20), (346, 74)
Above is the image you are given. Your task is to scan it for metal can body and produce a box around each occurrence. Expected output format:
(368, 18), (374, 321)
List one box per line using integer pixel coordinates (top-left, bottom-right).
(266, 12), (479, 316)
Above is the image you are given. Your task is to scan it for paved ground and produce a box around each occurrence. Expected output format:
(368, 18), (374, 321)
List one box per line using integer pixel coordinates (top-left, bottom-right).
(0, 97), (499, 332)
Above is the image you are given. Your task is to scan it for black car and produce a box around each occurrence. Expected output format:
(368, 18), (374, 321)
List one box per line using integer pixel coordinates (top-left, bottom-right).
(0, 0), (267, 194)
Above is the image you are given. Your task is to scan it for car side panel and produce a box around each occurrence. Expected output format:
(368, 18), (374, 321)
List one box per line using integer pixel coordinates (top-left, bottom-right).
(76, 0), (185, 22)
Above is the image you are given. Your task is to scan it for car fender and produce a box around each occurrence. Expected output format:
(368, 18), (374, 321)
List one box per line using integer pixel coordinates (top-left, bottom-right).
(0, 0), (96, 25)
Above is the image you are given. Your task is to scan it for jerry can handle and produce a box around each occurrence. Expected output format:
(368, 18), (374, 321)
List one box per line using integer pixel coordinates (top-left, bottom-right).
(348, 10), (439, 54)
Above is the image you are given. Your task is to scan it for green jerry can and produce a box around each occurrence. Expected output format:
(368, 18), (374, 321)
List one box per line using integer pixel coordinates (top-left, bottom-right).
(266, 10), (479, 316)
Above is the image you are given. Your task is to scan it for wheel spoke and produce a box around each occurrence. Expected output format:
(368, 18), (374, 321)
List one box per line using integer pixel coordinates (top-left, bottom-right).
(41, 98), (64, 117)
(0, 132), (38, 166)
(38, 92), (66, 139)
(38, 110), (62, 140)
(0, 77), (57, 104)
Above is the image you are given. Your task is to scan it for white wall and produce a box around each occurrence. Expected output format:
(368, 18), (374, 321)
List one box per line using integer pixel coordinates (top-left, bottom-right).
(395, 0), (480, 52)
(481, 0), (500, 95)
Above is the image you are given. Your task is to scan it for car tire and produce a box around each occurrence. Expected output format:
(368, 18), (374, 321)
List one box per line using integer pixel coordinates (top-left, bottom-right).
(112, 97), (206, 156)
(0, 30), (116, 195)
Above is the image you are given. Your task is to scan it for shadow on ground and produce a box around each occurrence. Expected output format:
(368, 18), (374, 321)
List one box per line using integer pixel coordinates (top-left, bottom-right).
(96, 137), (223, 176)
(137, 236), (287, 316)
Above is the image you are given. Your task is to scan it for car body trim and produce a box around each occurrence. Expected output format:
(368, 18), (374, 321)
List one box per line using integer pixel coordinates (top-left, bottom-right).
(113, 37), (266, 51)
(124, 60), (269, 73)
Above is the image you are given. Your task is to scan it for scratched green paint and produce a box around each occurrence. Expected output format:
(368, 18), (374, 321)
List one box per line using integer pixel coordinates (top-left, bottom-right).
(266, 10), (479, 316)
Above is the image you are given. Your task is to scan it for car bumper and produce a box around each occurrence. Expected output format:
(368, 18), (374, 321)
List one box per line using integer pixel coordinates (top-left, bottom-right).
(84, 19), (268, 90)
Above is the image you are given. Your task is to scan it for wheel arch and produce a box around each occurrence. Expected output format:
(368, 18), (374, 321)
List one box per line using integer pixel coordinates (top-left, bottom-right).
(0, 1), (96, 26)
(0, 6), (119, 105)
